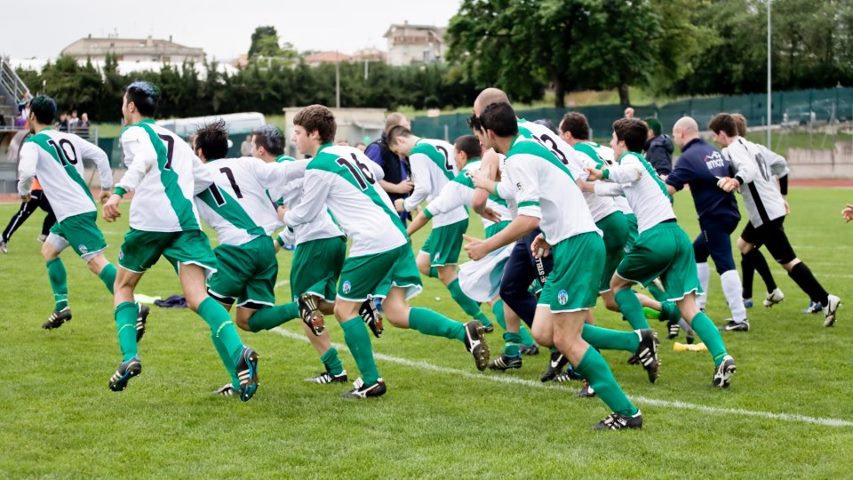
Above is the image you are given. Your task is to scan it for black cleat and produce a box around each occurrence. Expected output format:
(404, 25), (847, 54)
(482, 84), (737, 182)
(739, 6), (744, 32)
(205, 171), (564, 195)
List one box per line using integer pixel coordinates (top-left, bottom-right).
(109, 357), (142, 392)
(463, 321), (490, 371)
(42, 307), (72, 330)
(299, 294), (326, 336)
(136, 304), (150, 342)
(712, 355), (736, 388)
(520, 344), (540, 356)
(488, 354), (521, 371)
(482, 323), (495, 333)
(307, 369), (348, 384)
(359, 298), (383, 338)
(594, 411), (643, 430)
(553, 366), (583, 383)
(667, 322), (680, 340)
(342, 377), (386, 399)
(577, 380), (596, 398)
(236, 347), (259, 402)
(541, 351), (569, 382)
(722, 319), (750, 332)
(213, 383), (238, 397)
(632, 329), (660, 383)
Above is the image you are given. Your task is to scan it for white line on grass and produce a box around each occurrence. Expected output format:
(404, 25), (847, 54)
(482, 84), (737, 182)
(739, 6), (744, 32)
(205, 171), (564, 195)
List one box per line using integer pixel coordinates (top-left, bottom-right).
(271, 327), (853, 428)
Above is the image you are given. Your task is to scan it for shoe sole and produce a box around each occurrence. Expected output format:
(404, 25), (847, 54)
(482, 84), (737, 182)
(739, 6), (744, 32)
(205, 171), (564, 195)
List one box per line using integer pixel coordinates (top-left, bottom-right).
(823, 299), (841, 327)
(638, 331), (660, 384)
(238, 350), (259, 402)
(468, 323), (490, 371)
(300, 296), (326, 336)
(136, 305), (149, 342)
(109, 362), (142, 392)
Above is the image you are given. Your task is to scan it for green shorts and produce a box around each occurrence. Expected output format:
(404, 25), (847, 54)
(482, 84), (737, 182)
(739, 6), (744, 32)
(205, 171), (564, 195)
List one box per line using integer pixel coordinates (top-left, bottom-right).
(207, 235), (277, 308)
(420, 218), (468, 267)
(596, 211), (629, 293)
(48, 212), (107, 260)
(615, 221), (701, 301)
(290, 236), (346, 302)
(624, 214), (639, 251)
(539, 232), (604, 312)
(338, 243), (423, 302)
(118, 228), (218, 276)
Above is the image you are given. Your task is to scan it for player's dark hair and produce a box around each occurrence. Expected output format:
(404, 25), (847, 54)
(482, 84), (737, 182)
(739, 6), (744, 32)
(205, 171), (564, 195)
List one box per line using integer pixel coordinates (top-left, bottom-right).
(731, 113), (748, 136)
(612, 118), (648, 153)
(454, 135), (481, 159)
(28, 95), (57, 124)
(559, 112), (590, 140)
(125, 81), (159, 117)
(293, 104), (336, 144)
(644, 117), (662, 137)
(386, 125), (413, 147)
(195, 120), (229, 160)
(708, 113), (738, 137)
(479, 102), (518, 137)
(252, 124), (284, 156)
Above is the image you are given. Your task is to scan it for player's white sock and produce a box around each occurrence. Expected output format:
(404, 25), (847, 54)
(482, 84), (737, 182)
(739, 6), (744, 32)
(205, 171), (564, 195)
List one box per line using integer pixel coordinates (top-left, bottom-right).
(721, 269), (747, 322)
(696, 262), (710, 310)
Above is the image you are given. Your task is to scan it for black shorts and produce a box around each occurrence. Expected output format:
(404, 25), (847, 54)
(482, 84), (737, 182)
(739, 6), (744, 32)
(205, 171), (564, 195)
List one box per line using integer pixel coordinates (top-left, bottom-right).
(740, 217), (796, 264)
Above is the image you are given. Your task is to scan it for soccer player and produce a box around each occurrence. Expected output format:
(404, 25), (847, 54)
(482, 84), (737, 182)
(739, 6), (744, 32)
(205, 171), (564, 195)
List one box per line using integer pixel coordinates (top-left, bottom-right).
(102, 81), (260, 400)
(467, 102), (657, 430)
(250, 124), (352, 385)
(1, 176), (56, 253)
(665, 116), (749, 331)
(584, 118), (736, 388)
(282, 105), (489, 399)
(406, 135), (538, 370)
(16, 95), (133, 330)
(709, 113), (841, 327)
(386, 126), (495, 331)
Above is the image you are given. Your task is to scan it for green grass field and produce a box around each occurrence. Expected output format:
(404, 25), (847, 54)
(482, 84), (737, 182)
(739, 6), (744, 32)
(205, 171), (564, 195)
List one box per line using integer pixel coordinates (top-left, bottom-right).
(0, 188), (851, 479)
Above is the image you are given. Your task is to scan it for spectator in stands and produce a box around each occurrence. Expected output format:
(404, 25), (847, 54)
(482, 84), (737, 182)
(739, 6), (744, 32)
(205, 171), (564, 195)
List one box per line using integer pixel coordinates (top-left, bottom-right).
(58, 112), (69, 132)
(644, 117), (673, 176)
(624, 106), (635, 119)
(76, 112), (91, 139)
(364, 112), (414, 223)
(240, 135), (253, 156)
(68, 110), (79, 131)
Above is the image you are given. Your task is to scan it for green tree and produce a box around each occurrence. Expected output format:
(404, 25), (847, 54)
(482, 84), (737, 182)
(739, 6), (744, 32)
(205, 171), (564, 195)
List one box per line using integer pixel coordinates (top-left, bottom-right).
(248, 26), (282, 58)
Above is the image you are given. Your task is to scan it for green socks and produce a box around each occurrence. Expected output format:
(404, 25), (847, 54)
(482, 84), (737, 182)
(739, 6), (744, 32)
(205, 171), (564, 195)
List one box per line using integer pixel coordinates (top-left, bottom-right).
(98, 263), (117, 294)
(690, 312), (728, 366)
(198, 297), (244, 368)
(212, 333), (241, 390)
(320, 347), (344, 376)
(581, 324), (640, 353)
(247, 303), (299, 332)
(46, 258), (68, 311)
(615, 289), (650, 329)
(447, 279), (491, 327)
(341, 317), (380, 384)
(428, 267), (438, 278)
(574, 346), (638, 416)
(408, 307), (466, 342)
(492, 300), (536, 347)
(502, 331), (521, 357)
(114, 301), (139, 361)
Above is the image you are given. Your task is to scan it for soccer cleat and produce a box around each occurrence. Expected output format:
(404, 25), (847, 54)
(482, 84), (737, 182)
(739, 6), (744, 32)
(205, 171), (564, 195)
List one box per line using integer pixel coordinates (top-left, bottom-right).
(36, 234), (47, 243)
(632, 329), (660, 383)
(235, 347), (259, 402)
(299, 294), (326, 336)
(763, 288), (785, 308)
(463, 321), (490, 371)
(136, 304), (150, 342)
(42, 307), (72, 330)
(554, 366), (583, 383)
(541, 351), (569, 382)
(743, 298), (753, 309)
(341, 377), (387, 399)
(712, 355), (736, 388)
(0, 241), (7, 254)
(359, 298), (383, 338)
(577, 380), (596, 398)
(804, 301), (824, 314)
(823, 295), (841, 327)
(594, 410), (643, 430)
(307, 369), (348, 384)
(520, 344), (540, 356)
(722, 319), (750, 332)
(488, 354), (522, 371)
(108, 357), (142, 392)
(482, 323), (495, 333)
(213, 383), (238, 397)
(686, 331), (695, 344)
(667, 322), (680, 339)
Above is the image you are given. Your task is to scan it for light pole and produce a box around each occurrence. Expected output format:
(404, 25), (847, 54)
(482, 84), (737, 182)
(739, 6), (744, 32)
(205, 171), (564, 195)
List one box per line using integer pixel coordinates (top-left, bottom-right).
(767, 0), (772, 148)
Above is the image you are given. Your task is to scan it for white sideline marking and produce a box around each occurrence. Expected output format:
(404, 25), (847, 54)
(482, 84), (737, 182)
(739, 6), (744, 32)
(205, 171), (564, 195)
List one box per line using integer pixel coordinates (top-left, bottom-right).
(272, 327), (853, 428)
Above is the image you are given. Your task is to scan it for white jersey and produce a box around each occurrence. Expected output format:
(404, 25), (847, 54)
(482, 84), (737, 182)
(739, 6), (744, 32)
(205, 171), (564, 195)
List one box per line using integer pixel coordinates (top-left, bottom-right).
(17, 129), (113, 222)
(284, 144), (406, 257)
(195, 156), (303, 246)
(404, 139), (468, 228)
(593, 151), (675, 233)
(496, 136), (598, 244)
(425, 160), (512, 230)
(592, 144), (634, 215)
(275, 155), (344, 245)
(118, 120), (212, 232)
(567, 140), (622, 222)
(723, 137), (787, 227)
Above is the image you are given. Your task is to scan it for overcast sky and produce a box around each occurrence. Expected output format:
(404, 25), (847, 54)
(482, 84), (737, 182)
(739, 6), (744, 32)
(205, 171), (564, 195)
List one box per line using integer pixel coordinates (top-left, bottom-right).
(1, 0), (463, 60)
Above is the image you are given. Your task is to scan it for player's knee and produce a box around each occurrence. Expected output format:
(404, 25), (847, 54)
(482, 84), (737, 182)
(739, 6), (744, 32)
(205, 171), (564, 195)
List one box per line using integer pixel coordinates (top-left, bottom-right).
(382, 301), (409, 327)
(40, 241), (56, 260)
(235, 315), (251, 331)
(437, 266), (456, 285)
(782, 258), (800, 271)
(333, 301), (358, 322)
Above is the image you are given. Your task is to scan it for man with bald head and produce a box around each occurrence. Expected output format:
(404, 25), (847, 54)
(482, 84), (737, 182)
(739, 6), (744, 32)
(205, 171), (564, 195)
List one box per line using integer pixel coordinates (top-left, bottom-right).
(666, 116), (749, 331)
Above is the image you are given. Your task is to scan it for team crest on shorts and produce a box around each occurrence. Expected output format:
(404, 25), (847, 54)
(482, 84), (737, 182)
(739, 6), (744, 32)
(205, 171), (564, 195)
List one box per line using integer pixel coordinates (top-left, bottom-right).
(342, 280), (352, 294)
(558, 289), (569, 305)
(434, 252), (441, 261)
(79, 245), (88, 254)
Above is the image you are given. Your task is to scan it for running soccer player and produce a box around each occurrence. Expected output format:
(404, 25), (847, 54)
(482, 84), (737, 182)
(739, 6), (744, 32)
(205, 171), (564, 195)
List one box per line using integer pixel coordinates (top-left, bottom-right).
(584, 118), (736, 388)
(102, 81), (259, 400)
(709, 113), (841, 327)
(1, 176), (56, 253)
(386, 127), (494, 331)
(16, 95), (135, 330)
(466, 102), (655, 430)
(282, 105), (490, 399)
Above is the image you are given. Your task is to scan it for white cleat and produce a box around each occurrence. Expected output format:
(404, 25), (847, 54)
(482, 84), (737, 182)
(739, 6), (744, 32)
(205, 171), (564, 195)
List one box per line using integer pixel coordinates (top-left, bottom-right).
(762, 288), (785, 308)
(823, 295), (841, 327)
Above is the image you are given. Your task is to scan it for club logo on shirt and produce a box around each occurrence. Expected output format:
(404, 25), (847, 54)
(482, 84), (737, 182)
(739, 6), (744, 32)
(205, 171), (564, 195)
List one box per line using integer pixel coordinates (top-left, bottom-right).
(342, 280), (352, 294)
(516, 182), (523, 191)
(558, 289), (569, 305)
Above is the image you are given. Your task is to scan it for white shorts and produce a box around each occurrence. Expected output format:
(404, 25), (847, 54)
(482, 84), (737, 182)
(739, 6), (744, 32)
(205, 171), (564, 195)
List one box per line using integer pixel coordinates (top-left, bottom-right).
(458, 243), (513, 303)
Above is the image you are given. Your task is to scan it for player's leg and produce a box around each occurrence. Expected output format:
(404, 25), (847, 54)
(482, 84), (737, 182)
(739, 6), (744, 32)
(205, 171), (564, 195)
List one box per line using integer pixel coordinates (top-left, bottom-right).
(437, 265), (493, 330)
(37, 192), (57, 241)
(677, 293), (735, 387)
(40, 230), (71, 328)
(693, 230), (712, 310)
(334, 298), (384, 398)
(499, 231), (542, 328)
(738, 223), (782, 307)
(1, 195), (39, 250)
(706, 218), (748, 331)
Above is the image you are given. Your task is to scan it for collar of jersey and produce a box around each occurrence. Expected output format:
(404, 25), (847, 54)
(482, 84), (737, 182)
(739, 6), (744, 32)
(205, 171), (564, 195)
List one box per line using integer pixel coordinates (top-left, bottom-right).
(316, 143), (333, 156)
(617, 151), (642, 164)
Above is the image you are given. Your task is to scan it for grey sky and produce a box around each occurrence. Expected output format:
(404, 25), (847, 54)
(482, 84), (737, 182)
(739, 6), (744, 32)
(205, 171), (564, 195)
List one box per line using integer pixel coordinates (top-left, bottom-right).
(1, 0), (462, 60)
